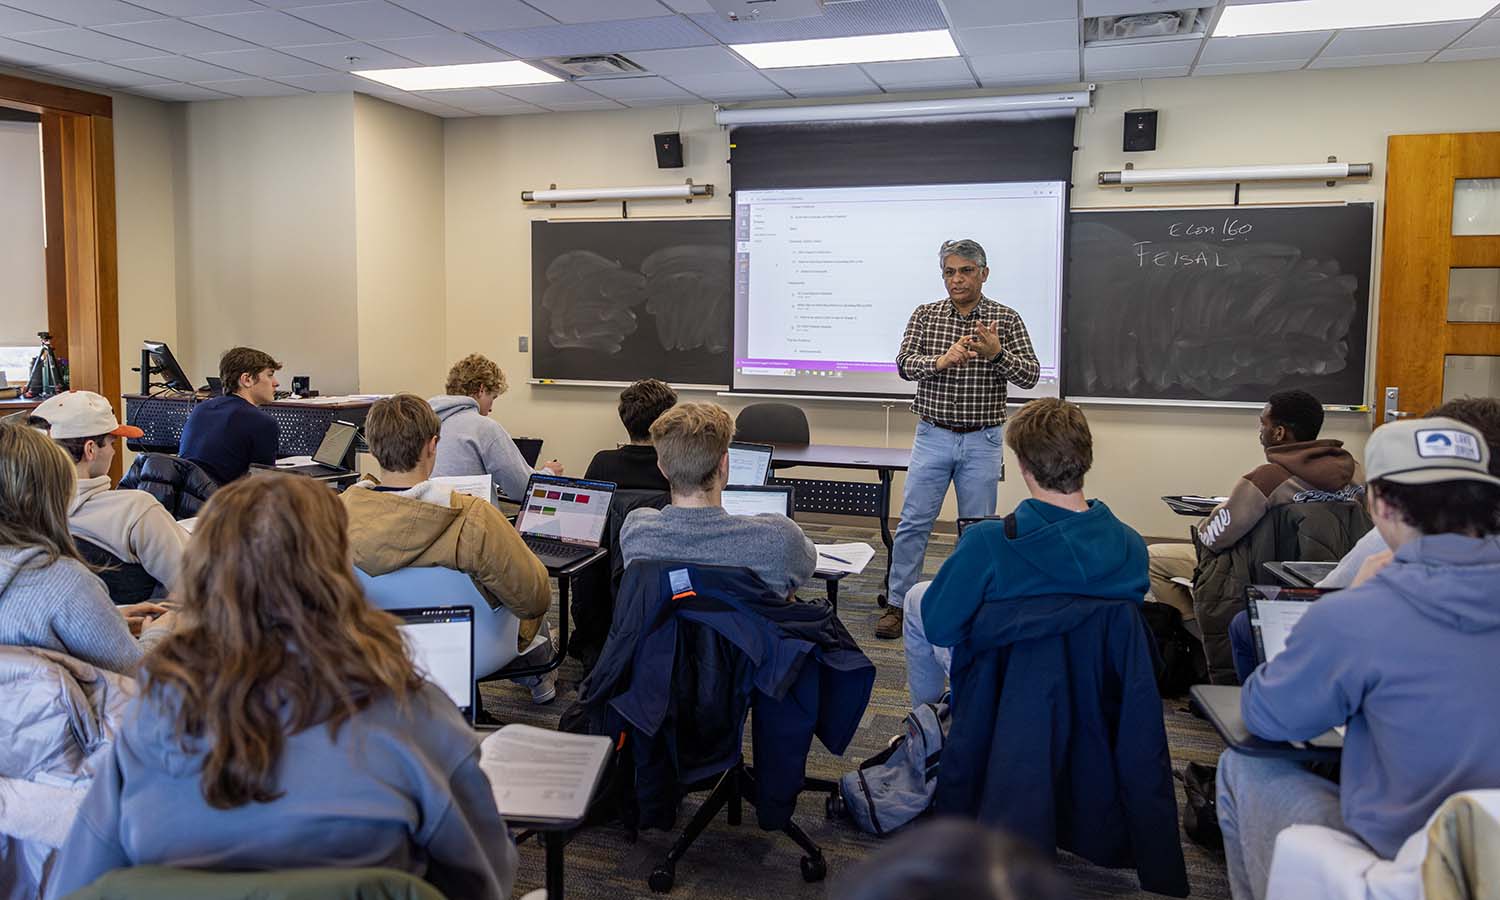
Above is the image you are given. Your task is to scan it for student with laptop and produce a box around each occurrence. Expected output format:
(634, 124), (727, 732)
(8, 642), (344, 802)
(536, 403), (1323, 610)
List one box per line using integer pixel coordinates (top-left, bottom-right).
(1217, 417), (1500, 900)
(177, 346), (282, 484)
(584, 378), (677, 491)
(47, 474), (519, 900)
(34, 391), (189, 598)
(620, 401), (815, 600)
(430, 353), (563, 501)
(341, 394), (557, 704)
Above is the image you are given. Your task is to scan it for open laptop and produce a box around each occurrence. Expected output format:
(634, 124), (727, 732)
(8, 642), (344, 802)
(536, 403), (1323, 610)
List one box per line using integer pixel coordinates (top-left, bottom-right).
(1247, 585), (1330, 665)
(393, 605), (476, 726)
(722, 484), (795, 518)
(513, 437), (543, 468)
(253, 420), (358, 479)
(515, 473), (616, 569)
(728, 441), (774, 486)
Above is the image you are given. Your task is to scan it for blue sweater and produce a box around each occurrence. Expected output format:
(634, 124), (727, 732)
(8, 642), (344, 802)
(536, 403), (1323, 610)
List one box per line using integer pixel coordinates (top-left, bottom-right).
(921, 498), (1149, 648)
(178, 395), (278, 484)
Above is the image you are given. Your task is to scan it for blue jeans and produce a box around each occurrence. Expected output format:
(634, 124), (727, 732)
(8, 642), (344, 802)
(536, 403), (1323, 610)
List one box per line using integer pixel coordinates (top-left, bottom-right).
(1216, 749), (1349, 900)
(902, 581), (952, 705)
(1230, 610), (1258, 684)
(889, 420), (1003, 608)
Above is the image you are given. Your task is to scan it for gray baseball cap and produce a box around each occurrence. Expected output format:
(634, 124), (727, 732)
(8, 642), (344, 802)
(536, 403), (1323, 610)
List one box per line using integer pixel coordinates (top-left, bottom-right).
(1365, 416), (1500, 487)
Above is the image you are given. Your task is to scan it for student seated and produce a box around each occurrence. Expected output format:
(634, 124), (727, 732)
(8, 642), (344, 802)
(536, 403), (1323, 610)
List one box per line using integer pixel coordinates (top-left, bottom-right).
(620, 401), (815, 599)
(430, 353), (563, 501)
(45, 474), (518, 900)
(342, 394), (556, 703)
(177, 346), (282, 484)
(0, 423), (173, 675)
(35, 391), (188, 600)
(903, 398), (1146, 705)
(1217, 416), (1500, 900)
(1146, 389), (1362, 620)
(584, 378), (676, 491)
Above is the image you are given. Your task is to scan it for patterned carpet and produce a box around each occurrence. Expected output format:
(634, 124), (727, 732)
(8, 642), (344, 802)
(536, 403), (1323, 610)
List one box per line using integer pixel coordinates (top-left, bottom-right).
(480, 521), (1230, 899)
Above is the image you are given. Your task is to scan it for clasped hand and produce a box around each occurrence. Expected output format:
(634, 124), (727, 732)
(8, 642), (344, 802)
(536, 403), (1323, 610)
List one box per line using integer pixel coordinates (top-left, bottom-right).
(936, 322), (1003, 370)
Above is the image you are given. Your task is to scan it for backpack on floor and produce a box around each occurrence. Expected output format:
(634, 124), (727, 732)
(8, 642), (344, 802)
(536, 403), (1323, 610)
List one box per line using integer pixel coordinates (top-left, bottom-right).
(1140, 601), (1209, 697)
(1179, 761), (1223, 853)
(839, 695), (950, 836)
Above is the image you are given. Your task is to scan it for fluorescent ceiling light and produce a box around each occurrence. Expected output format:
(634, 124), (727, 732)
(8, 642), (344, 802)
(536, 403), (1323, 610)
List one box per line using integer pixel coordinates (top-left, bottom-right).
(353, 61), (561, 91)
(1214, 0), (1496, 37)
(729, 29), (959, 69)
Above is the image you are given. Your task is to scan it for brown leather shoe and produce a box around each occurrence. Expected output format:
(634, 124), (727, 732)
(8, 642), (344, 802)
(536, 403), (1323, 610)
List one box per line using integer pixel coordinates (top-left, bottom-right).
(875, 606), (903, 639)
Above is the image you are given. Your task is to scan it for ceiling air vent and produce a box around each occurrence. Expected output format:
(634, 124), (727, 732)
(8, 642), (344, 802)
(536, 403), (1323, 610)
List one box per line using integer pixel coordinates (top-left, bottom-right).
(543, 55), (646, 79)
(1084, 8), (1211, 43)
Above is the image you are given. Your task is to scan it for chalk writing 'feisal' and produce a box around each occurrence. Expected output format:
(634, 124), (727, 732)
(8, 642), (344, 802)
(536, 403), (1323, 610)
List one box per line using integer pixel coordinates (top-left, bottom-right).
(1132, 241), (1230, 269)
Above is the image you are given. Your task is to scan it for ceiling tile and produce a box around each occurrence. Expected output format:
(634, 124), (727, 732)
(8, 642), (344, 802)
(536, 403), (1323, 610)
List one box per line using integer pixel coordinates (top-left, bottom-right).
(405, 86), (504, 105)
(579, 74), (696, 100)
(37, 59), (163, 85)
(1083, 0), (1203, 13)
(193, 76), (311, 95)
(184, 9), (347, 46)
(382, 0), (556, 31)
(691, 0), (946, 42)
(658, 0), (714, 11)
(940, 0), (1073, 28)
(130, 81), (235, 100)
(278, 40), (415, 69)
(475, 15), (715, 58)
(424, 90), (541, 113)
(192, 46), (330, 75)
(1432, 45), (1500, 61)
(521, 0), (669, 24)
(95, 18), (255, 53)
(1307, 51), (1436, 69)
(968, 49), (1078, 85)
(1451, 19), (1500, 48)
(0, 35), (86, 65)
(663, 69), (788, 100)
(534, 98), (625, 110)
(1197, 32), (1331, 64)
(493, 80), (606, 103)
(6, 26), (162, 59)
(862, 56), (976, 89)
(1083, 36), (1200, 69)
(626, 44), (747, 75)
(0, 6), (70, 33)
(1192, 59), (1307, 76)
(126, 0), (263, 13)
(380, 91), (475, 115)
(280, 1), (445, 40)
(1086, 63), (1191, 78)
(0, 0), (161, 26)
(617, 94), (691, 106)
(113, 53), (246, 79)
(369, 32), (511, 64)
(956, 19), (1078, 56)
(276, 70), (379, 89)
(1320, 21), (1474, 57)
(763, 64), (879, 97)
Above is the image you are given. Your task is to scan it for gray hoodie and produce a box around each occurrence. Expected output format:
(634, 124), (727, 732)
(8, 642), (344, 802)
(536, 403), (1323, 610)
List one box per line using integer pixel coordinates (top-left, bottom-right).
(0, 546), (143, 675)
(45, 682), (517, 900)
(428, 395), (533, 502)
(1242, 533), (1500, 857)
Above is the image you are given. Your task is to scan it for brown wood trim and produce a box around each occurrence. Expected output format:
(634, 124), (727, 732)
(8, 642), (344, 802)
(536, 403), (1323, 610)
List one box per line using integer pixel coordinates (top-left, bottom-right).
(1450, 236), (1500, 268)
(0, 72), (111, 118)
(1446, 324), (1500, 357)
(40, 112), (68, 356)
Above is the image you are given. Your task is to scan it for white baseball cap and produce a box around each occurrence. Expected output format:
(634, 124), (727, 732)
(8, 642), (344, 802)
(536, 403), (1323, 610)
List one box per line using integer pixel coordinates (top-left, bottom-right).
(1364, 416), (1500, 488)
(32, 391), (144, 441)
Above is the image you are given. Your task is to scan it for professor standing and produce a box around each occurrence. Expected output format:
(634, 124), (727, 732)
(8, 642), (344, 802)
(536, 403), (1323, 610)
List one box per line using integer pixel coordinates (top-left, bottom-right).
(879, 239), (1040, 639)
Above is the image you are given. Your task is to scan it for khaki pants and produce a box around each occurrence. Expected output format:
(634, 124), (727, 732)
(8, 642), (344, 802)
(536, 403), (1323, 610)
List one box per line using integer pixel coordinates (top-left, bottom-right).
(1147, 542), (1197, 622)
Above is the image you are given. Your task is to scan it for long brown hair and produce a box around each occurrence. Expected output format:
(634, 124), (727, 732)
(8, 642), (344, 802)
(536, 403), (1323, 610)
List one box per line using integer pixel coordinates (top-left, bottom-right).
(0, 422), (84, 565)
(145, 473), (422, 809)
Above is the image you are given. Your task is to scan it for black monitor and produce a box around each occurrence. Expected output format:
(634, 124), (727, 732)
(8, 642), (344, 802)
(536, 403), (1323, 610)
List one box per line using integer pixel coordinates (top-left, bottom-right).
(140, 341), (194, 393)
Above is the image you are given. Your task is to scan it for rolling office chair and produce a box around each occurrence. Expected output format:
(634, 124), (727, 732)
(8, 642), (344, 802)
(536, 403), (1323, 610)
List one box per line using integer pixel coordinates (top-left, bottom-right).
(734, 403), (809, 445)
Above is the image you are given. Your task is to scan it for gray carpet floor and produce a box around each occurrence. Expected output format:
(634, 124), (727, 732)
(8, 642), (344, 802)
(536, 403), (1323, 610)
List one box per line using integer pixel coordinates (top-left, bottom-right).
(480, 521), (1230, 899)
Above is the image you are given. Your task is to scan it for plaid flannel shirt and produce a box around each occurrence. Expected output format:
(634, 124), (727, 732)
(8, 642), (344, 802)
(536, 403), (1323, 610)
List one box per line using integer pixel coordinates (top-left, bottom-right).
(896, 296), (1040, 427)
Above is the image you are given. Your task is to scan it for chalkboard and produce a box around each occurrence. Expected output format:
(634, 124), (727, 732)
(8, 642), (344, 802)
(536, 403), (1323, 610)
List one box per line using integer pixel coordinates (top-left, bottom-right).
(531, 218), (733, 386)
(1065, 204), (1373, 406)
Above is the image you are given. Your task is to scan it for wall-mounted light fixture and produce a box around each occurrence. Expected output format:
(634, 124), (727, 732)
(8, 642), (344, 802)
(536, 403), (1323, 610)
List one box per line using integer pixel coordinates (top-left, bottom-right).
(1098, 160), (1373, 187)
(520, 182), (713, 203)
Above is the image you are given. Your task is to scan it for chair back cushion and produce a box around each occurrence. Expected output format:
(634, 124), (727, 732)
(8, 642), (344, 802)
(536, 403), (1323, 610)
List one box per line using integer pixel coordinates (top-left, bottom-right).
(119, 454), (219, 520)
(354, 567), (520, 677)
(734, 403), (809, 445)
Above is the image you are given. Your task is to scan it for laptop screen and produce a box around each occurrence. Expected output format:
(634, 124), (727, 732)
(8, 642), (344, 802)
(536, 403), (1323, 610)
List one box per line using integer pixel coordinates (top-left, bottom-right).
(512, 437), (543, 468)
(722, 485), (794, 518)
(728, 441), (774, 486)
(1247, 586), (1327, 665)
(516, 474), (615, 547)
(394, 605), (474, 723)
(312, 421), (358, 467)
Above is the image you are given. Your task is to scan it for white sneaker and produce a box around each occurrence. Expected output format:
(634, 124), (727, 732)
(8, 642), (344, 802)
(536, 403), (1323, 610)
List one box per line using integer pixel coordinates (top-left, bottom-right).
(512, 640), (558, 705)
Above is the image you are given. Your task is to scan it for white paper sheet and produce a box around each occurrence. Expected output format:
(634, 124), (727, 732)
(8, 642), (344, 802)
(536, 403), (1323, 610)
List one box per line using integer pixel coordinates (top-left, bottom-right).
(479, 724), (612, 823)
(814, 541), (875, 575)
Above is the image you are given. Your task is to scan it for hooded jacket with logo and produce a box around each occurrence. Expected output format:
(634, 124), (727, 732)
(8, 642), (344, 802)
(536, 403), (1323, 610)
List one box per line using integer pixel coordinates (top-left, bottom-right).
(1197, 439), (1365, 552)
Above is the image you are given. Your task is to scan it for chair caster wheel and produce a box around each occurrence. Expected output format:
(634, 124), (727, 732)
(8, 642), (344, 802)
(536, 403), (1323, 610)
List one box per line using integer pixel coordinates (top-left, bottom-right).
(649, 866), (675, 893)
(826, 793), (846, 819)
(801, 854), (827, 882)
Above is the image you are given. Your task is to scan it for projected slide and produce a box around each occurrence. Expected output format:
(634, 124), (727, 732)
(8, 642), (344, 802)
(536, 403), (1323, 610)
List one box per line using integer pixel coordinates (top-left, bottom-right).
(732, 181), (1065, 399)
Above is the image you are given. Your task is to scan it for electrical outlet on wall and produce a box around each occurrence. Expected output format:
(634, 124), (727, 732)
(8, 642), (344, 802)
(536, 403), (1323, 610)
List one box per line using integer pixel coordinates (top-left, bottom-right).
(519, 336), (529, 353)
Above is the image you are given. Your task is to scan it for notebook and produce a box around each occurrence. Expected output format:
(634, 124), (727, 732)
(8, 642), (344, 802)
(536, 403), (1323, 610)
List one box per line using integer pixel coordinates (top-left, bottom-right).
(1247, 585), (1330, 665)
(721, 484), (794, 518)
(727, 441), (774, 486)
(514, 474), (616, 569)
(394, 605), (475, 726)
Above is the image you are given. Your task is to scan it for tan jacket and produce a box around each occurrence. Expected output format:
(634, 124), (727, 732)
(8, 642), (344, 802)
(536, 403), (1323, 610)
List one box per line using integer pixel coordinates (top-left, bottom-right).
(340, 481), (550, 645)
(1197, 439), (1365, 552)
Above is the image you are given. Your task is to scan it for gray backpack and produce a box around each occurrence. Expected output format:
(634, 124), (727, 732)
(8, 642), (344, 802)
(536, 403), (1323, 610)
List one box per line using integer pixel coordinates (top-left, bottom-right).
(839, 695), (951, 835)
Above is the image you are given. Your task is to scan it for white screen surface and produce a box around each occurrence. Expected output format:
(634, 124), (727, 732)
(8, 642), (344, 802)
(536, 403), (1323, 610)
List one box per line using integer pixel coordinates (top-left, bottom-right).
(728, 444), (772, 485)
(400, 616), (473, 712)
(517, 477), (612, 545)
(1250, 599), (1313, 664)
(733, 181), (1064, 398)
(721, 489), (792, 518)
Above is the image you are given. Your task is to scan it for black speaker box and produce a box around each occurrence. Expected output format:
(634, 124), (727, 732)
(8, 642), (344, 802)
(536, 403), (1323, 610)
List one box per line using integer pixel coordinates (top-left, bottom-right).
(654, 131), (684, 168)
(1124, 109), (1157, 152)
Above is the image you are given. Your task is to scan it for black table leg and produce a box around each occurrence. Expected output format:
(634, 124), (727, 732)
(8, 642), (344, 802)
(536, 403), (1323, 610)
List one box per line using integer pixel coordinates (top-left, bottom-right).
(545, 830), (565, 900)
(877, 468), (894, 607)
(555, 573), (570, 663)
(827, 578), (838, 613)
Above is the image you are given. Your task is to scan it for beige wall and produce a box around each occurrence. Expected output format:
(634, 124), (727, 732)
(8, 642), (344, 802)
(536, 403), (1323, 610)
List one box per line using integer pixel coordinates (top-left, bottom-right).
(113, 92), (180, 397)
(0, 118), (46, 347)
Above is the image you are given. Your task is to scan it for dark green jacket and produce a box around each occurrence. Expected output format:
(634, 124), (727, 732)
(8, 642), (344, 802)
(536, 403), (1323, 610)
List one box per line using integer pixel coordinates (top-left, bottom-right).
(1192, 501), (1371, 684)
(62, 866), (446, 900)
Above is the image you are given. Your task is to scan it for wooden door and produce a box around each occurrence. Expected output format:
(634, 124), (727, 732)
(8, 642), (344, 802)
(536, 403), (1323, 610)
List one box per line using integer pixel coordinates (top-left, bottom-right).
(1376, 132), (1500, 424)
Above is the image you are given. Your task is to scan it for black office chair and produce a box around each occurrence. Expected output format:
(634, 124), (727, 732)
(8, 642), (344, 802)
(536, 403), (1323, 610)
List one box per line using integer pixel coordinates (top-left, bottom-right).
(734, 403), (809, 445)
(74, 538), (162, 604)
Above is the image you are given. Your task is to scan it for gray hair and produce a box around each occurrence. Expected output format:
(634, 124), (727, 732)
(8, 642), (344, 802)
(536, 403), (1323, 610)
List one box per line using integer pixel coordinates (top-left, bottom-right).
(939, 239), (987, 270)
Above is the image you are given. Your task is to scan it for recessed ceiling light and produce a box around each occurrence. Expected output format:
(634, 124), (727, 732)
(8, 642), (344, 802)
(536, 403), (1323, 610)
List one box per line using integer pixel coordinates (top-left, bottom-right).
(1214, 0), (1496, 37)
(729, 29), (959, 69)
(353, 61), (562, 91)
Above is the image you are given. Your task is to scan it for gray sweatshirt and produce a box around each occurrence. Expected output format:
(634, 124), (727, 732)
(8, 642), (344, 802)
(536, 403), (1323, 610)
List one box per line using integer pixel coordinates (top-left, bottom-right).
(428, 395), (533, 502)
(46, 682), (517, 900)
(620, 504), (817, 598)
(0, 546), (143, 675)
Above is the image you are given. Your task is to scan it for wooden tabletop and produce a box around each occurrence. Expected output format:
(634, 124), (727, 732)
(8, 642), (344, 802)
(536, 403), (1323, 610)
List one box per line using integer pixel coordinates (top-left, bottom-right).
(0, 398), (42, 412)
(770, 443), (912, 471)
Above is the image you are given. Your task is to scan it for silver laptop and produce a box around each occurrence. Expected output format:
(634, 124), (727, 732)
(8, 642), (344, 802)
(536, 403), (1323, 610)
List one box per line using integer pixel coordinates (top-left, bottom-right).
(721, 484), (795, 518)
(393, 605), (476, 726)
(1247, 585), (1329, 665)
(255, 420), (358, 479)
(728, 441), (774, 486)
(515, 474), (616, 569)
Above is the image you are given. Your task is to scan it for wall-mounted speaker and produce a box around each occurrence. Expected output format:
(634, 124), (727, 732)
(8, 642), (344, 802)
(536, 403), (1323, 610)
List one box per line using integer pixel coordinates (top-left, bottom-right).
(1124, 109), (1158, 152)
(654, 131), (684, 168)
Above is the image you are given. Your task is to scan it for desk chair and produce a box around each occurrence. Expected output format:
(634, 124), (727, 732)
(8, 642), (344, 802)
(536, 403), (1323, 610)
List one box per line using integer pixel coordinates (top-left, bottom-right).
(64, 865), (447, 900)
(74, 538), (162, 604)
(119, 453), (218, 520)
(734, 403), (809, 445)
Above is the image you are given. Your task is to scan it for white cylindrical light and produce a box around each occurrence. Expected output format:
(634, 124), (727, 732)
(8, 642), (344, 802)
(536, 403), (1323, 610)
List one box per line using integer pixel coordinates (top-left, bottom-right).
(1099, 162), (1373, 186)
(521, 184), (714, 203)
(714, 91), (1092, 126)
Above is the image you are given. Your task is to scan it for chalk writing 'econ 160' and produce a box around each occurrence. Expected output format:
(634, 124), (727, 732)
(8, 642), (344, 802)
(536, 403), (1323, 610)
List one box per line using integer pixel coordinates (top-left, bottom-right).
(1167, 218), (1254, 238)
(1132, 241), (1230, 268)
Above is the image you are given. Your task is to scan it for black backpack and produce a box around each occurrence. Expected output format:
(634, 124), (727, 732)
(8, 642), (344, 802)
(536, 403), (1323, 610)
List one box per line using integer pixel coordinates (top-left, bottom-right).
(1139, 601), (1209, 697)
